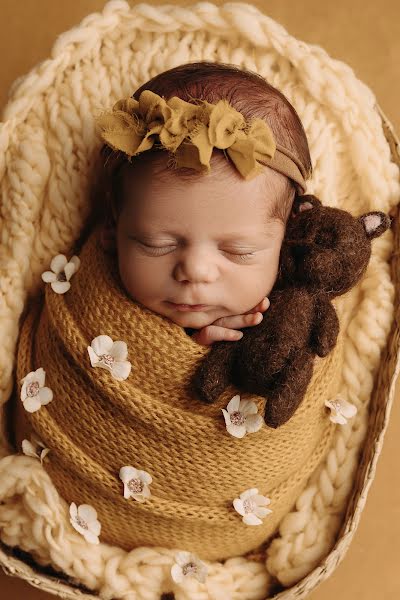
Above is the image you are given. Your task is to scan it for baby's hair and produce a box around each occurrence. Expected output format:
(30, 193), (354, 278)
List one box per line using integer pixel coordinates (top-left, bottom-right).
(89, 61), (312, 236)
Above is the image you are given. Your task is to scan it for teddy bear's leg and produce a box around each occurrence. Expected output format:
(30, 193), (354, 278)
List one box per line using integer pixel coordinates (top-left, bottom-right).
(191, 341), (236, 403)
(310, 294), (340, 357)
(264, 349), (314, 428)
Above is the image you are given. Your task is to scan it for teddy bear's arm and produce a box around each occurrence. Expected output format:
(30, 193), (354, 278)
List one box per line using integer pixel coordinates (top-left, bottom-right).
(310, 295), (340, 357)
(191, 341), (236, 403)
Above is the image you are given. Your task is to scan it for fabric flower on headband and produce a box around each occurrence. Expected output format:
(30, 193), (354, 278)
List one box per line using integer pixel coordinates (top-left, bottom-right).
(95, 90), (277, 181)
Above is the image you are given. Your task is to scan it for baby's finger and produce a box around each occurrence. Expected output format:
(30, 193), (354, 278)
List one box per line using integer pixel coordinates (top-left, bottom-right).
(244, 297), (270, 314)
(191, 325), (244, 346)
(212, 311), (264, 330)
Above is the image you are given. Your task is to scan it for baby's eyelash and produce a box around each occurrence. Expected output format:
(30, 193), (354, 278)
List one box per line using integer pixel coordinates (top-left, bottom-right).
(137, 241), (255, 260)
(235, 252), (256, 261)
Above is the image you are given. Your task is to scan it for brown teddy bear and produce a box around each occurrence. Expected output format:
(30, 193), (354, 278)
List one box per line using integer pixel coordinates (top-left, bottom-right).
(190, 194), (392, 428)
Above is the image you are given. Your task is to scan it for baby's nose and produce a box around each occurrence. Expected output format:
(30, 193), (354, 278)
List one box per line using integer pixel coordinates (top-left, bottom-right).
(174, 249), (220, 283)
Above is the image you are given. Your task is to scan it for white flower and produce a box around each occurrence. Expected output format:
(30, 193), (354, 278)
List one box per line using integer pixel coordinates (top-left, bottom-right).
(221, 394), (263, 438)
(69, 502), (101, 544)
(171, 551), (208, 584)
(20, 367), (53, 413)
(22, 434), (50, 463)
(41, 254), (81, 294)
(233, 488), (272, 525)
(119, 466), (152, 502)
(87, 335), (131, 381)
(325, 396), (357, 425)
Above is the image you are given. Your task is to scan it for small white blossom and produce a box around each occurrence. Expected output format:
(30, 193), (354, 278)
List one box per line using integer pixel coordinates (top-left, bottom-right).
(221, 394), (263, 438)
(325, 396), (357, 425)
(69, 502), (101, 544)
(22, 434), (50, 463)
(171, 551), (208, 584)
(119, 466), (152, 502)
(41, 254), (81, 294)
(87, 335), (131, 381)
(20, 367), (53, 413)
(233, 488), (272, 525)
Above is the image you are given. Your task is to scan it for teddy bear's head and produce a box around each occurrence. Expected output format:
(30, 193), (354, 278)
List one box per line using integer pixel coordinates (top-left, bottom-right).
(276, 195), (392, 296)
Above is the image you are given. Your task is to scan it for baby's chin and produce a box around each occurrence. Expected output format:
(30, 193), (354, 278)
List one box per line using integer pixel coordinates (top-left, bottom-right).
(161, 302), (224, 328)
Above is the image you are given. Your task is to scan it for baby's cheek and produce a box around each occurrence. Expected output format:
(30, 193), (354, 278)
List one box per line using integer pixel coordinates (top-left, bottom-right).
(117, 253), (138, 295)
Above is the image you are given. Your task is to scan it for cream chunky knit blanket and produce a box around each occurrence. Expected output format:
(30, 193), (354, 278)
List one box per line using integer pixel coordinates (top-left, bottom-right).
(0, 2), (399, 599)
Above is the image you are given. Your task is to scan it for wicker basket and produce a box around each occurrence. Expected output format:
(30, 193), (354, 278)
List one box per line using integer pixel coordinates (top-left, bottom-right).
(0, 2), (399, 599)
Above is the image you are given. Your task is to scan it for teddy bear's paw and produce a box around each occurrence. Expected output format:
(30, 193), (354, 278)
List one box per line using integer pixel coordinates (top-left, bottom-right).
(191, 342), (237, 403)
(264, 395), (303, 429)
(191, 364), (228, 404)
(264, 403), (287, 429)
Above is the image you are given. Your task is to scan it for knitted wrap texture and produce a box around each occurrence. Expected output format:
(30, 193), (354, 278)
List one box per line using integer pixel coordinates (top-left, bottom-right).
(0, 1), (399, 598)
(14, 225), (341, 560)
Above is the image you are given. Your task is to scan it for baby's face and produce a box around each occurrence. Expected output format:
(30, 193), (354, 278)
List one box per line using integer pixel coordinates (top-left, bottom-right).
(114, 158), (286, 329)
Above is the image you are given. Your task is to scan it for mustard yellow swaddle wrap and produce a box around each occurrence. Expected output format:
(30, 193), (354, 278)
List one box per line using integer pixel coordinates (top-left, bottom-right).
(13, 224), (343, 561)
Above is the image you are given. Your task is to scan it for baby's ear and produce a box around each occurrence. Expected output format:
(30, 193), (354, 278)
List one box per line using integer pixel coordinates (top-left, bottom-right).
(100, 222), (117, 253)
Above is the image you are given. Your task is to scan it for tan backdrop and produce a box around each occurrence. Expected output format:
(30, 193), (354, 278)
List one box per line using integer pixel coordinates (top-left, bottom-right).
(0, 1), (399, 599)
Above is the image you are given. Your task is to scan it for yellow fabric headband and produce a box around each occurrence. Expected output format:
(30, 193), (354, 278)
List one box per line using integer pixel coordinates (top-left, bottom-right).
(95, 90), (307, 194)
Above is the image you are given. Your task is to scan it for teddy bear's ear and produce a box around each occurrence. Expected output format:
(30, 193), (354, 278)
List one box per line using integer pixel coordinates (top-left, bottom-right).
(358, 211), (392, 239)
(290, 194), (322, 218)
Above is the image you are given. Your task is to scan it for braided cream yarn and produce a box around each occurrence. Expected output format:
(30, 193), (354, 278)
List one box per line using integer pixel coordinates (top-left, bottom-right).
(0, 1), (399, 599)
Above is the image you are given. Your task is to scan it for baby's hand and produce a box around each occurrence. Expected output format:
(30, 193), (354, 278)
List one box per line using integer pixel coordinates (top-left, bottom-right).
(191, 297), (270, 346)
